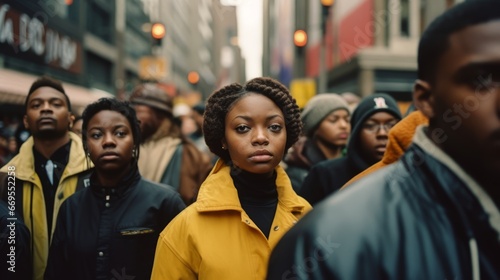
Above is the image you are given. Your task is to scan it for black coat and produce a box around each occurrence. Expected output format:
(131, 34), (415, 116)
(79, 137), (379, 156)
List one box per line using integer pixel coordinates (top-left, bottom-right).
(45, 166), (185, 280)
(268, 145), (500, 279)
(298, 156), (363, 206)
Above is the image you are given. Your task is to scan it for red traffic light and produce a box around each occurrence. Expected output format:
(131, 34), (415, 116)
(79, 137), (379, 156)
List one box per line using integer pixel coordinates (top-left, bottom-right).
(321, 0), (334, 7)
(294, 30), (308, 47)
(151, 23), (166, 39)
(187, 71), (200, 84)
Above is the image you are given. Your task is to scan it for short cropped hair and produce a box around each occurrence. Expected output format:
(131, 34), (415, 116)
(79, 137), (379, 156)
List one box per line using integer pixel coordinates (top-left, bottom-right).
(81, 98), (141, 159)
(26, 76), (71, 111)
(204, 77), (302, 163)
(418, 0), (500, 83)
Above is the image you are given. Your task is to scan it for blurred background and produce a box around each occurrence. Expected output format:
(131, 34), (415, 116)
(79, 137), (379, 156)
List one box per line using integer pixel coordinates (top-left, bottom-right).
(0, 0), (466, 138)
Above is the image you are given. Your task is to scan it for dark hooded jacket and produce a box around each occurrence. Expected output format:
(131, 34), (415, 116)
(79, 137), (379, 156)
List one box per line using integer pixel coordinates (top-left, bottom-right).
(44, 164), (185, 280)
(283, 136), (328, 192)
(299, 94), (401, 205)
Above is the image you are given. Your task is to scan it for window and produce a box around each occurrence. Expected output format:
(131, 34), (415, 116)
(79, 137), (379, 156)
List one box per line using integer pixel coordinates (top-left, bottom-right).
(400, 0), (410, 37)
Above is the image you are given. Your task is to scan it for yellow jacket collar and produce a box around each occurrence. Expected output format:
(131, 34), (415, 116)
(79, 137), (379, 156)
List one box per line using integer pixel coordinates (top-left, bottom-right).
(195, 159), (307, 213)
(1, 132), (91, 182)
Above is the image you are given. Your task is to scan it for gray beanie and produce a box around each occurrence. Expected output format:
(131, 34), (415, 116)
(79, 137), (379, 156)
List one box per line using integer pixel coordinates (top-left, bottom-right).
(301, 93), (350, 136)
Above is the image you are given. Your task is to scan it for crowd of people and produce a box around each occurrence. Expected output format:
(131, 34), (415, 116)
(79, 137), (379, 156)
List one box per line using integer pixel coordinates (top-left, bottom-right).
(0, 1), (499, 279)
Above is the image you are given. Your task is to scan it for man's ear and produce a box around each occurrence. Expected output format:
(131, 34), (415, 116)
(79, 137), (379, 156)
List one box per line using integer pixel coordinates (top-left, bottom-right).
(413, 79), (435, 119)
(69, 114), (75, 129)
(23, 115), (29, 130)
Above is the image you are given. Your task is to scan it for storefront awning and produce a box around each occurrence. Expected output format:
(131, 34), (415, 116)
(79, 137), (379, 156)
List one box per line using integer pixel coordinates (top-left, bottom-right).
(0, 68), (114, 115)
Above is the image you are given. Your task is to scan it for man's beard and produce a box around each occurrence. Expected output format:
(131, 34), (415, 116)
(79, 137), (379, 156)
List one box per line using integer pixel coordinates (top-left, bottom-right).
(140, 124), (156, 143)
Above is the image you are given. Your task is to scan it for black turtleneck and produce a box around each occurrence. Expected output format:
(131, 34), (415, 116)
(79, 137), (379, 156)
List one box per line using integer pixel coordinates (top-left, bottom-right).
(230, 166), (278, 239)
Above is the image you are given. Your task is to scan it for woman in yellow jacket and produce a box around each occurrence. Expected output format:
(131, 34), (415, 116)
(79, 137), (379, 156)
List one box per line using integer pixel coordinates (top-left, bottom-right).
(151, 77), (312, 279)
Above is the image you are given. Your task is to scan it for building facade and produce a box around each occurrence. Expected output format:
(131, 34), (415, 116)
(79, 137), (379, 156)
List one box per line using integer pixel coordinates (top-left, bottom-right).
(0, 0), (246, 116)
(263, 0), (466, 112)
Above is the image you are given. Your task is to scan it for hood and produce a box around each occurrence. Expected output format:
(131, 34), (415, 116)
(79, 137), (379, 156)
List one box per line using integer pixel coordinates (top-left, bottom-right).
(346, 93), (402, 171)
(380, 110), (429, 165)
(342, 110), (429, 189)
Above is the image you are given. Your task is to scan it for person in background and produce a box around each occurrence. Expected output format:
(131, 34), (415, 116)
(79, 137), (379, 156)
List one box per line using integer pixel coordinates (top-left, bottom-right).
(299, 93), (401, 205)
(189, 103), (216, 163)
(70, 116), (83, 138)
(173, 103), (197, 138)
(341, 91), (361, 112)
(284, 94), (350, 192)
(0, 76), (92, 280)
(150, 77), (312, 280)
(129, 83), (212, 205)
(343, 110), (428, 188)
(45, 98), (185, 280)
(267, 1), (500, 278)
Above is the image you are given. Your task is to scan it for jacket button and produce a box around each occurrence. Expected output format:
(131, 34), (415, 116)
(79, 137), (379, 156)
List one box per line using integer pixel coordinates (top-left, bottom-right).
(98, 251), (104, 257)
(105, 202), (110, 207)
(245, 220), (250, 224)
(273, 226), (279, 231)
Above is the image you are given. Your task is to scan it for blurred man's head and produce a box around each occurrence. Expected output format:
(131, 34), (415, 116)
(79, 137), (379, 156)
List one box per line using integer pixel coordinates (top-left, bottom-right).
(413, 0), (500, 189)
(129, 83), (175, 141)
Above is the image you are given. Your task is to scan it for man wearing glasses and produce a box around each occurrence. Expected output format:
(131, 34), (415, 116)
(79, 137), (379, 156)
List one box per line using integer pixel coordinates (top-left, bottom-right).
(299, 93), (401, 205)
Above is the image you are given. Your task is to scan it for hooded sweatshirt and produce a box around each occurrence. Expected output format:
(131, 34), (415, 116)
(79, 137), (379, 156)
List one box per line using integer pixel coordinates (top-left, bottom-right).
(342, 110), (429, 189)
(299, 94), (402, 205)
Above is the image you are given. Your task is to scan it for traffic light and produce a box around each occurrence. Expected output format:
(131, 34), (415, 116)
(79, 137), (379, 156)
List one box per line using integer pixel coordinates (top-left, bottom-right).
(321, 0), (334, 36)
(187, 71), (200, 85)
(294, 29), (308, 48)
(151, 22), (166, 46)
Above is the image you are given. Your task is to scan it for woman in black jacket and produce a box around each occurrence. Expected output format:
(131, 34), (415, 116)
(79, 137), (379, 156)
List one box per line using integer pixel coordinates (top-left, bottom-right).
(45, 98), (185, 280)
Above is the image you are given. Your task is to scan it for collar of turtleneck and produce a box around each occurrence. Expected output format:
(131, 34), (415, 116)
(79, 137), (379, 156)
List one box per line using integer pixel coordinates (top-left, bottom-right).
(230, 166), (278, 205)
(90, 163), (141, 198)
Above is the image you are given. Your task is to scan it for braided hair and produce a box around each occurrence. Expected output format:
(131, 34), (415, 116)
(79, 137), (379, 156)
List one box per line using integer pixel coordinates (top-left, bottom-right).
(204, 77), (302, 163)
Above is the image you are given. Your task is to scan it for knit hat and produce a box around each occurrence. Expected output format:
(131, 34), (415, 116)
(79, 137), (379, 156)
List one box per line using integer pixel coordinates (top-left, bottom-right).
(344, 93), (402, 172)
(350, 93), (402, 131)
(129, 83), (173, 114)
(301, 93), (350, 136)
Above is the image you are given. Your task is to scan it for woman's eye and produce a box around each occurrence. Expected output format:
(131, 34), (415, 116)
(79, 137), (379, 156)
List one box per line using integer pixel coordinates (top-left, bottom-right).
(91, 133), (101, 139)
(235, 125), (249, 133)
(115, 131), (126, 137)
(269, 124), (282, 132)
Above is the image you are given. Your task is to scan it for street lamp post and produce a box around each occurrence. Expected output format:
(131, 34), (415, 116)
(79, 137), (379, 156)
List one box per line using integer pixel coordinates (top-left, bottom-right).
(319, 0), (333, 93)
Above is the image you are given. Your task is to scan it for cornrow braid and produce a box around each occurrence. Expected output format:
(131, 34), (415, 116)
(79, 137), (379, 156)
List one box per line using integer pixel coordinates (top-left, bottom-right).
(204, 77), (302, 163)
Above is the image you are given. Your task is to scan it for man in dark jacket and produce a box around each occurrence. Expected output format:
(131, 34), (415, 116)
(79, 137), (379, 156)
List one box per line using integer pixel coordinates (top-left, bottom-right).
(267, 1), (500, 279)
(299, 93), (401, 205)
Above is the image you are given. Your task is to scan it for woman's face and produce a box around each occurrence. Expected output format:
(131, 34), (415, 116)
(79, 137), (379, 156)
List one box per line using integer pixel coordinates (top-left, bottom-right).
(86, 110), (135, 173)
(314, 109), (351, 146)
(223, 93), (287, 175)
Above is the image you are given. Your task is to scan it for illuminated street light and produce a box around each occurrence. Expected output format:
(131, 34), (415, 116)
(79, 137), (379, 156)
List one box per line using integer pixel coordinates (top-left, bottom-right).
(187, 71), (200, 85)
(294, 29), (308, 47)
(151, 22), (166, 46)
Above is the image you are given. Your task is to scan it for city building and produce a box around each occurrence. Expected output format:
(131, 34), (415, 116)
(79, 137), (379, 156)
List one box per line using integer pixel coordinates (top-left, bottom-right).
(263, 0), (466, 113)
